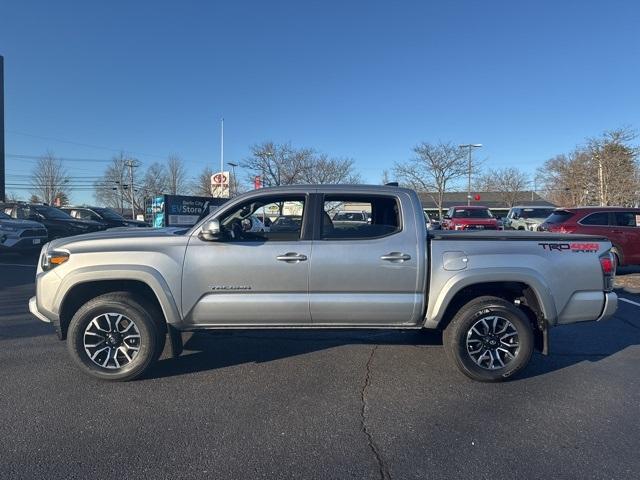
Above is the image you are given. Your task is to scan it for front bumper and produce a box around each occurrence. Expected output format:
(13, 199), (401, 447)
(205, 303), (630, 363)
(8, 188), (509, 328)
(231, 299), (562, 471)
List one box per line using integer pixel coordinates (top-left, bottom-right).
(29, 296), (51, 323)
(596, 292), (618, 321)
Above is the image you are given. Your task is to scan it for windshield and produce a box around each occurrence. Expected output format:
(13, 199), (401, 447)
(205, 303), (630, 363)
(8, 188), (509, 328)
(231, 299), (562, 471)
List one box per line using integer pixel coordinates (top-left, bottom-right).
(94, 208), (125, 220)
(519, 208), (554, 219)
(544, 210), (575, 224)
(33, 206), (74, 219)
(453, 208), (493, 219)
(0, 211), (10, 220)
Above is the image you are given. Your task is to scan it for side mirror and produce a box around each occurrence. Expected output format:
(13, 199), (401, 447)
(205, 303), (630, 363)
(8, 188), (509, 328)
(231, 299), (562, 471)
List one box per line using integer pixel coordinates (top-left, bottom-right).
(200, 219), (222, 241)
(443, 215), (451, 220)
(512, 214), (520, 220)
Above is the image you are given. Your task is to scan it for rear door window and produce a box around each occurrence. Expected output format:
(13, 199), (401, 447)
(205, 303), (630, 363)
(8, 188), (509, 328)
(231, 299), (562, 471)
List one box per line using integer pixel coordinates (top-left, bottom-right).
(580, 212), (611, 226)
(322, 195), (400, 239)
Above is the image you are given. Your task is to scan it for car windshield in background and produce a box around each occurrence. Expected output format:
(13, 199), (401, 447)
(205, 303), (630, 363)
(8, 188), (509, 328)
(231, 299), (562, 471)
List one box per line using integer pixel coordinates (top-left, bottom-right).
(0, 211), (11, 219)
(33, 206), (73, 219)
(333, 212), (366, 221)
(545, 210), (574, 224)
(520, 208), (555, 219)
(453, 209), (493, 218)
(94, 208), (125, 220)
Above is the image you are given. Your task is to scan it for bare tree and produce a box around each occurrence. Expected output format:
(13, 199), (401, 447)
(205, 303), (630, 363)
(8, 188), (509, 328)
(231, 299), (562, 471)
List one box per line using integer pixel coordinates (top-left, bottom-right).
(537, 128), (639, 207)
(475, 167), (530, 207)
(242, 142), (312, 187)
(191, 166), (215, 197)
(94, 153), (141, 211)
(31, 152), (70, 205)
(301, 154), (361, 184)
(394, 141), (470, 219)
(587, 128), (638, 206)
(142, 162), (168, 198)
(166, 155), (187, 195)
(537, 151), (593, 207)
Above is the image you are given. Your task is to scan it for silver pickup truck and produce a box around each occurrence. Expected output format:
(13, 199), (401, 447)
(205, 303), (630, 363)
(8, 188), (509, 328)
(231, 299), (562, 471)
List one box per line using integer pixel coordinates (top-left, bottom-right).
(29, 185), (618, 382)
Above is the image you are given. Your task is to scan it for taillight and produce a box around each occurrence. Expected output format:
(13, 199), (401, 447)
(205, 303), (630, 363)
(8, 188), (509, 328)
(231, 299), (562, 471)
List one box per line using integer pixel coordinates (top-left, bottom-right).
(600, 251), (616, 291)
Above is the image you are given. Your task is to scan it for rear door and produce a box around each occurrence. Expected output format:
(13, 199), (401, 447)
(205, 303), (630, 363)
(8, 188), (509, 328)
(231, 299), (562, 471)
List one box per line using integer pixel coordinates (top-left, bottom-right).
(308, 192), (422, 325)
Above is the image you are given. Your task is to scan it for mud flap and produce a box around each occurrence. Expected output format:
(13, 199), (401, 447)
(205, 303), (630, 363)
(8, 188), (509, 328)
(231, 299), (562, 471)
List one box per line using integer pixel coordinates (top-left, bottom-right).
(167, 324), (184, 358)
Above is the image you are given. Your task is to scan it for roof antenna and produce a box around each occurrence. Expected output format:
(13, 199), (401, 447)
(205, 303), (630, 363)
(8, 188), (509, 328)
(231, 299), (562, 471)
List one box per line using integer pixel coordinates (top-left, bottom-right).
(385, 182), (399, 187)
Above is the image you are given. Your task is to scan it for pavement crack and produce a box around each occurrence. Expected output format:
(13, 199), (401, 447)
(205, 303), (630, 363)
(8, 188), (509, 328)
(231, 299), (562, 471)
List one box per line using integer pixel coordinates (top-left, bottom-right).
(359, 345), (391, 480)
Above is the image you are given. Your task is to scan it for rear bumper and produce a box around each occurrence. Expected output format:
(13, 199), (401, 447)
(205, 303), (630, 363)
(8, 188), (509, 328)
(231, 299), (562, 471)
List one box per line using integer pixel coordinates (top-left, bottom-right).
(596, 292), (618, 321)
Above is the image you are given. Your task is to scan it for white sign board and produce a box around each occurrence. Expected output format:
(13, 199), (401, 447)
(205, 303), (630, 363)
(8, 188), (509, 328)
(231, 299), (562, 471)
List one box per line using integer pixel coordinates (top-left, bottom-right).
(211, 171), (230, 198)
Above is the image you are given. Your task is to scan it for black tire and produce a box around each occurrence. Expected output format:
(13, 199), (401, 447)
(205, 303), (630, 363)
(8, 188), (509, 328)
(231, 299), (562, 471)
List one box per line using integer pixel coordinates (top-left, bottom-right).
(67, 292), (166, 381)
(443, 296), (534, 382)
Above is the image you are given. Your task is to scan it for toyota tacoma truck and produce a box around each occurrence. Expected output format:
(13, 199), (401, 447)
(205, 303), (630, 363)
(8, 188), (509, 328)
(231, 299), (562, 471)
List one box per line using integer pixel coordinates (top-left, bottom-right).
(29, 185), (618, 382)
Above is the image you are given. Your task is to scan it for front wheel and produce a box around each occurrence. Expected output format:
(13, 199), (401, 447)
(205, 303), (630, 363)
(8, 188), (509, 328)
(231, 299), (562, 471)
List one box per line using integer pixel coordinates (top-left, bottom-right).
(443, 296), (534, 382)
(67, 292), (165, 381)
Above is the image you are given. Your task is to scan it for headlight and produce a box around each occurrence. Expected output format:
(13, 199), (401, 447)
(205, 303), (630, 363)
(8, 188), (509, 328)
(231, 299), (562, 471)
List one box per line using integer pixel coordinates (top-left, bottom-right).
(42, 251), (70, 271)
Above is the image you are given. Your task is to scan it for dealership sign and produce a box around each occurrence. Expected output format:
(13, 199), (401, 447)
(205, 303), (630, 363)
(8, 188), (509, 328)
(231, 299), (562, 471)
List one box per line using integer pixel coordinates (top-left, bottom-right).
(211, 171), (230, 198)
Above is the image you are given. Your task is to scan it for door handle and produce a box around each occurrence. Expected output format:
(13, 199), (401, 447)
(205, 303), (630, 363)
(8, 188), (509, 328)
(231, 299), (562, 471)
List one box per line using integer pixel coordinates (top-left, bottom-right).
(380, 252), (411, 262)
(276, 252), (308, 263)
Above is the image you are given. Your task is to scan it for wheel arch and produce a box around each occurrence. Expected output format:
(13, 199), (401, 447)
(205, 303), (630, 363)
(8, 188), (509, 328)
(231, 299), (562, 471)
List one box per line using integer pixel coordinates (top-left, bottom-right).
(56, 266), (181, 340)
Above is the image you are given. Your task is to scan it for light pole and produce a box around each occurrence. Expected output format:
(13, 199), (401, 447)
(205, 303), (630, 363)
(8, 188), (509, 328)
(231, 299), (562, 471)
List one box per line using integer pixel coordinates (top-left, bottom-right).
(459, 144), (482, 205)
(228, 162), (238, 197)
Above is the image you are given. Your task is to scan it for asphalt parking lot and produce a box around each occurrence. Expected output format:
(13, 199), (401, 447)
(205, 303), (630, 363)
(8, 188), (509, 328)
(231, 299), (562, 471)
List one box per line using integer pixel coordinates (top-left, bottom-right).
(1, 254), (639, 479)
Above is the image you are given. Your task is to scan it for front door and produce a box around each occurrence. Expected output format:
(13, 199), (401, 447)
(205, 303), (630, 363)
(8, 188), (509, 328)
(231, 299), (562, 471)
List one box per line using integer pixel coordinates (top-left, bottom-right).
(309, 192), (422, 326)
(182, 194), (312, 326)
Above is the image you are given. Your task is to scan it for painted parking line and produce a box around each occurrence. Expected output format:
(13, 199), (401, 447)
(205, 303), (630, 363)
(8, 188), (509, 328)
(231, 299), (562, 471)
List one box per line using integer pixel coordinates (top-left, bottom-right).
(619, 297), (640, 308)
(0, 264), (37, 268)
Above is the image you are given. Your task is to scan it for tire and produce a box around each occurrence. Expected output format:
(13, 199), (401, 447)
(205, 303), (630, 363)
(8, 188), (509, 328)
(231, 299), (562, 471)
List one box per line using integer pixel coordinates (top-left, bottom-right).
(67, 292), (166, 381)
(443, 296), (534, 382)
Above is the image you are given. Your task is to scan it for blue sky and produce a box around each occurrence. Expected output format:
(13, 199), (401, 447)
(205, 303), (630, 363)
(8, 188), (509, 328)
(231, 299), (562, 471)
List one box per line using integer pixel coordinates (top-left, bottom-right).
(1, 0), (639, 203)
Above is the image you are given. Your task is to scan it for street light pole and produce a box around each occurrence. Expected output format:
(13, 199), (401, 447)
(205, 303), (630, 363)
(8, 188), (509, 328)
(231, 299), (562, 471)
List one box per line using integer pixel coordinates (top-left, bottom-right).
(228, 162), (238, 197)
(459, 144), (483, 205)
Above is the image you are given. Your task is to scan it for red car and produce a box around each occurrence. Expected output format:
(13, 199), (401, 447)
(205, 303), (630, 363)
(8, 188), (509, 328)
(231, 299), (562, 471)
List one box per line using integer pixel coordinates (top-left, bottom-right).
(441, 205), (499, 230)
(538, 207), (640, 266)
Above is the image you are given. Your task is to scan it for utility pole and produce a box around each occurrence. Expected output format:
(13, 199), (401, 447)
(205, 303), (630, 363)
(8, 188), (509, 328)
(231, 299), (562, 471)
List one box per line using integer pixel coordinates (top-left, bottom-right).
(125, 159), (139, 219)
(220, 117), (224, 173)
(0, 55), (5, 202)
(459, 144), (482, 205)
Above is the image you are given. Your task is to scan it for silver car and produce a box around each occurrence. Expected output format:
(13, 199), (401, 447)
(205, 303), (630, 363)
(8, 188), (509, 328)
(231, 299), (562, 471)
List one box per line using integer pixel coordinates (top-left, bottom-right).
(0, 211), (48, 253)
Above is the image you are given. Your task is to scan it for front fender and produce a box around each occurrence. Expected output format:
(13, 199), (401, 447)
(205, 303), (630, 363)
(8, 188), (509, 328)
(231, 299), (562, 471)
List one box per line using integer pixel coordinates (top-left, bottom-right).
(424, 267), (557, 328)
(54, 264), (182, 326)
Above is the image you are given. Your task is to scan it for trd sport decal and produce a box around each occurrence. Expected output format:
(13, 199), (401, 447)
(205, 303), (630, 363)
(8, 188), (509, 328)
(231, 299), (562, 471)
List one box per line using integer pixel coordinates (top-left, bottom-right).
(538, 242), (599, 253)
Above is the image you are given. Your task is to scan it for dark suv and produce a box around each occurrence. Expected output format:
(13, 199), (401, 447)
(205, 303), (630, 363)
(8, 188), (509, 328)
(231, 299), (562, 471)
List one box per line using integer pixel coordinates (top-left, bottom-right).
(538, 207), (640, 266)
(61, 206), (148, 229)
(1, 203), (105, 241)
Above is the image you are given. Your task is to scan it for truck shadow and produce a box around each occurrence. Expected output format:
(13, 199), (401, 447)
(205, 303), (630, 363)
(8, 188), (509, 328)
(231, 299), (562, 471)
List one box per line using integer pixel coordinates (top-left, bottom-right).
(147, 310), (640, 381)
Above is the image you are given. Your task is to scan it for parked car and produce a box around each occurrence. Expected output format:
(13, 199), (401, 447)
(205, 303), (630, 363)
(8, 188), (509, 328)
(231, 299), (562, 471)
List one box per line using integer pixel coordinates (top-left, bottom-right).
(30, 184), (617, 382)
(61, 206), (148, 229)
(332, 211), (369, 223)
(1, 202), (105, 240)
(538, 206), (640, 266)
(423, 211), (441, 230)
(270, 215), (303, 232)
(504, 206), (556, 231)
(0, 210), (48, 253)
(441, 205), (499, 230)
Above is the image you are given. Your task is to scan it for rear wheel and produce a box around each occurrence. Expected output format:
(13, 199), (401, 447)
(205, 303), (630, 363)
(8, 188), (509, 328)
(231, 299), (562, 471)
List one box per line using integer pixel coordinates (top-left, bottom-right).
(443, 296), (534, 382)
(67, 292), (165, 381)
